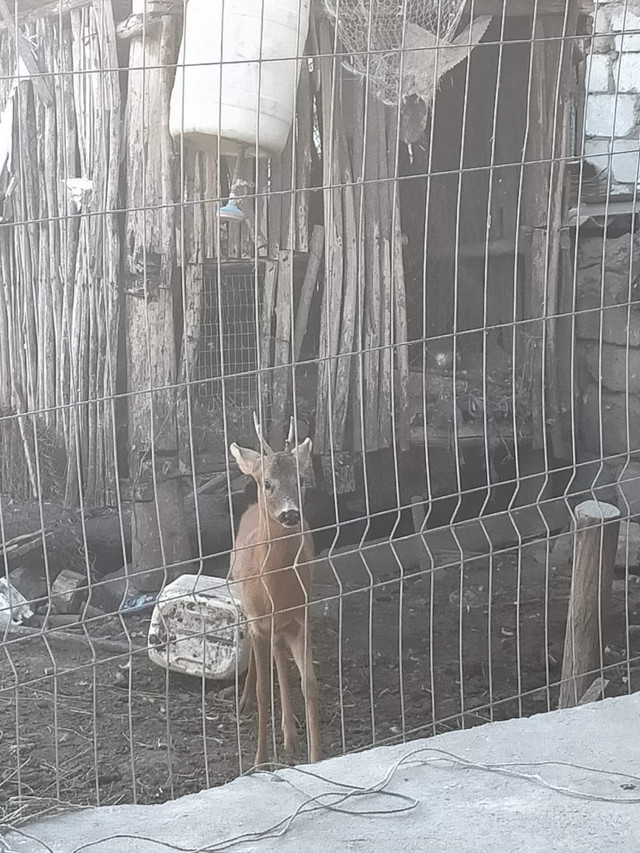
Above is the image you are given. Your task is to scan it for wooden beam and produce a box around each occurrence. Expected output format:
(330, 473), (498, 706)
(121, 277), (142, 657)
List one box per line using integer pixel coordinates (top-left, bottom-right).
(294, 225), (324, 362)
(124, 0), (191, 592)
(0, 0), (159, 29)
(474, 0), (592, 15)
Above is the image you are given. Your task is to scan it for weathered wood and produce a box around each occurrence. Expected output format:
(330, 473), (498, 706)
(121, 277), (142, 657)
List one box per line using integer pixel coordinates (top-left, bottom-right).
(176, 148), (206, 469)
(475, 0), (592, 14)
(259, 259), (278, 416)
(387, 103), (410, 452)
(544, 3), (579, 461)
(314, 17), (344, 453)
(559, 501), (621, 709)
(0, 0), (54, 106)
(124, 1), (191, 592)
(1, 529), (48, 561)
(0, 0), (173, 29)
(0, 3), (120, 505)
(94, 0), (122, 506)
(350, 81), (366, 454)
(294, 224), (324, 362)
(522, 5), (579, 459)
(116, 10), (178, 40)
(295, 63), (312, 254)
(362, 95), (382, 452)
(271, 250), (294, 450)
(333, 128), (358, 450)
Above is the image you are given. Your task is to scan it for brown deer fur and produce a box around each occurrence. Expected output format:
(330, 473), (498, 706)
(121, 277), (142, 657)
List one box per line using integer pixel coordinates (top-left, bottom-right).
(229, 416), (321, 767)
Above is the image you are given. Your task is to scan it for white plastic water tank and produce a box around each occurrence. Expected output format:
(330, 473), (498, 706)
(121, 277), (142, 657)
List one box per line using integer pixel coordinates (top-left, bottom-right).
(148, 574), (250, 681)
(169, 0), (311, 157)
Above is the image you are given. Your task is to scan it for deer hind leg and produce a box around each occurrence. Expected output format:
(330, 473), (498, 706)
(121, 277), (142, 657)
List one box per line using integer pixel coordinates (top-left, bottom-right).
(252, 630), (272, 768)
(239, 644), (256, 713)
(274, 637), (297, 761)
(289, 622), (321, 764)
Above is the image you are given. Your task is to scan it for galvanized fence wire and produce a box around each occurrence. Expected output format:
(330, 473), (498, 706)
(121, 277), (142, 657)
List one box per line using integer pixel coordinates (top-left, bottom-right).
(0, 0), (639, 829)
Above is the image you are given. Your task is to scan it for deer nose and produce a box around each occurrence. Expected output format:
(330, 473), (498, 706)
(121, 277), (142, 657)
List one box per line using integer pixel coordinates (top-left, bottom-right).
(278, 509), (300, 527)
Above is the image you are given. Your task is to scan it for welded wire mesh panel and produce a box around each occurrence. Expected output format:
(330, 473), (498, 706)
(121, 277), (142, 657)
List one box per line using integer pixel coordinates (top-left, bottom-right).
(195, 266), (263, 404)
(1, 0), (640, 846)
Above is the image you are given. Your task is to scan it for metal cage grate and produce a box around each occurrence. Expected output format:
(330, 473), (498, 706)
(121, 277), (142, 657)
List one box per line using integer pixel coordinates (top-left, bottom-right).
(195, 264), (263, 407)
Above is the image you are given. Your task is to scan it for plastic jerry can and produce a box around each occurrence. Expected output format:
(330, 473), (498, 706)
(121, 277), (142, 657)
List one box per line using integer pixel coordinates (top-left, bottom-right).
(169, 0), (311, 157)
(148, 574), (250, 681)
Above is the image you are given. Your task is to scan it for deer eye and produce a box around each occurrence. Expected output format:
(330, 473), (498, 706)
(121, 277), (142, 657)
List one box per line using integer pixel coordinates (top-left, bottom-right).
(264, 479), (272, 492)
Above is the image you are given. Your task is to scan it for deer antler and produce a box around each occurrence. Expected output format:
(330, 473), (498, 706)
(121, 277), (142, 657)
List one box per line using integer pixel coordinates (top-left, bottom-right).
(284, 417), (296, 453)
(252, 411), (274, 456)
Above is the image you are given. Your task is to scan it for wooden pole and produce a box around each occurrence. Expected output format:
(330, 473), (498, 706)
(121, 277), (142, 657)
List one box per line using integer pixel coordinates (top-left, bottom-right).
(522, 5), (579, 459)
(294, 224), (324, 362)
(124, 0), (191, 592)
(558, 500), (621, 709)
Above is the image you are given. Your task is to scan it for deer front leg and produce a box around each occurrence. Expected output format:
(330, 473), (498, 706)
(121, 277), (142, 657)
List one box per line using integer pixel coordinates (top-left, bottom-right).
(274, 638), (297, 760)
(290, 623), (321, 764)
(252, 631), (271, 768)
(239, 644), (256, 713)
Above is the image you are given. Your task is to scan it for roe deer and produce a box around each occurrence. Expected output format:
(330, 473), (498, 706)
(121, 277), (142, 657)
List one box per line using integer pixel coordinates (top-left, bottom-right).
(229, 414), (321, 767)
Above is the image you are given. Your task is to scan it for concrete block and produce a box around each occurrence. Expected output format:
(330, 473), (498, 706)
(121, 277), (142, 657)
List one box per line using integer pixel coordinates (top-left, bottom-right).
(577, 303), (640, 347)
(585, 94), (637, 137)
(8, 567), (48, 609)
(580, 383), (640, 455)
(612, 138), (640, 182)
(593, 34), (616, 54)
(616, 51), (640, 91)
(584, 137), (640, 185)
(576, 231), (640, 308)
(582, 339), (640, 392)
(609, 7), (640, 32)
(615, 31), (640, 52)
(92, 566), (129, 612)
(584, 136), (612, 171)
(587, 53), (612, 93)
(51, 569), (87, 615)
(594, 5), (612, 33)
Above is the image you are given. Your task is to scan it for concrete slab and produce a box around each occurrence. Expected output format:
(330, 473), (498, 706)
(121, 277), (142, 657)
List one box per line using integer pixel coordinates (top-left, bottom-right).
(4, 693), (640, 853)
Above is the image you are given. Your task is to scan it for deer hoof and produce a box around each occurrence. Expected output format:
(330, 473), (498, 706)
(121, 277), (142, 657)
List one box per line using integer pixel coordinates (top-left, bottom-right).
(283, 733), (298, 762)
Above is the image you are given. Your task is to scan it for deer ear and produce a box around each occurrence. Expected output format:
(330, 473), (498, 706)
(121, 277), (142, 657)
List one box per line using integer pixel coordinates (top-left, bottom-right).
(292, 437), (312, 472)
(230, 443), (261, 476)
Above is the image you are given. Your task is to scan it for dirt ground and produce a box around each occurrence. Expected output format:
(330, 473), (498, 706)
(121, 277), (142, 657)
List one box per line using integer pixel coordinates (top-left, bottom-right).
(1, 527), (640, 823)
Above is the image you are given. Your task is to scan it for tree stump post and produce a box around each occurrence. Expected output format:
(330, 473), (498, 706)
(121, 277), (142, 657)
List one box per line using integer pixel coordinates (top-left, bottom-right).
(124, 0), (191, 592)
(558, 500), (621, 709)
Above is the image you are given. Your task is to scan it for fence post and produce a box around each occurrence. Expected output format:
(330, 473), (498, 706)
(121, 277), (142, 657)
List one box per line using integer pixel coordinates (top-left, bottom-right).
(124, 0), (191, 592)
(558, 500), (621, 709)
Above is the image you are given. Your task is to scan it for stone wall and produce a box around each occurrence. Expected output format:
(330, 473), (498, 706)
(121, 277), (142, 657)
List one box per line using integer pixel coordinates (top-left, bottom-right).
(576, 230), (640, 512)
(585, 1), (640, 190)
(576, 1), (640, 513)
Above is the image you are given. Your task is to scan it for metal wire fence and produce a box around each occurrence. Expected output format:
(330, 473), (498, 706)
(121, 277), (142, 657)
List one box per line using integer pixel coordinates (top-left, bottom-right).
(0, 0), (639, 832)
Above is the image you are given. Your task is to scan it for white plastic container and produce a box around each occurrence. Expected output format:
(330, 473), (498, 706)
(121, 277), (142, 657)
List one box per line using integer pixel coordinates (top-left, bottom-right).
(169, 0), (311, 157)
(0, 577), (33, 630)
(148, 575), (250, 681)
